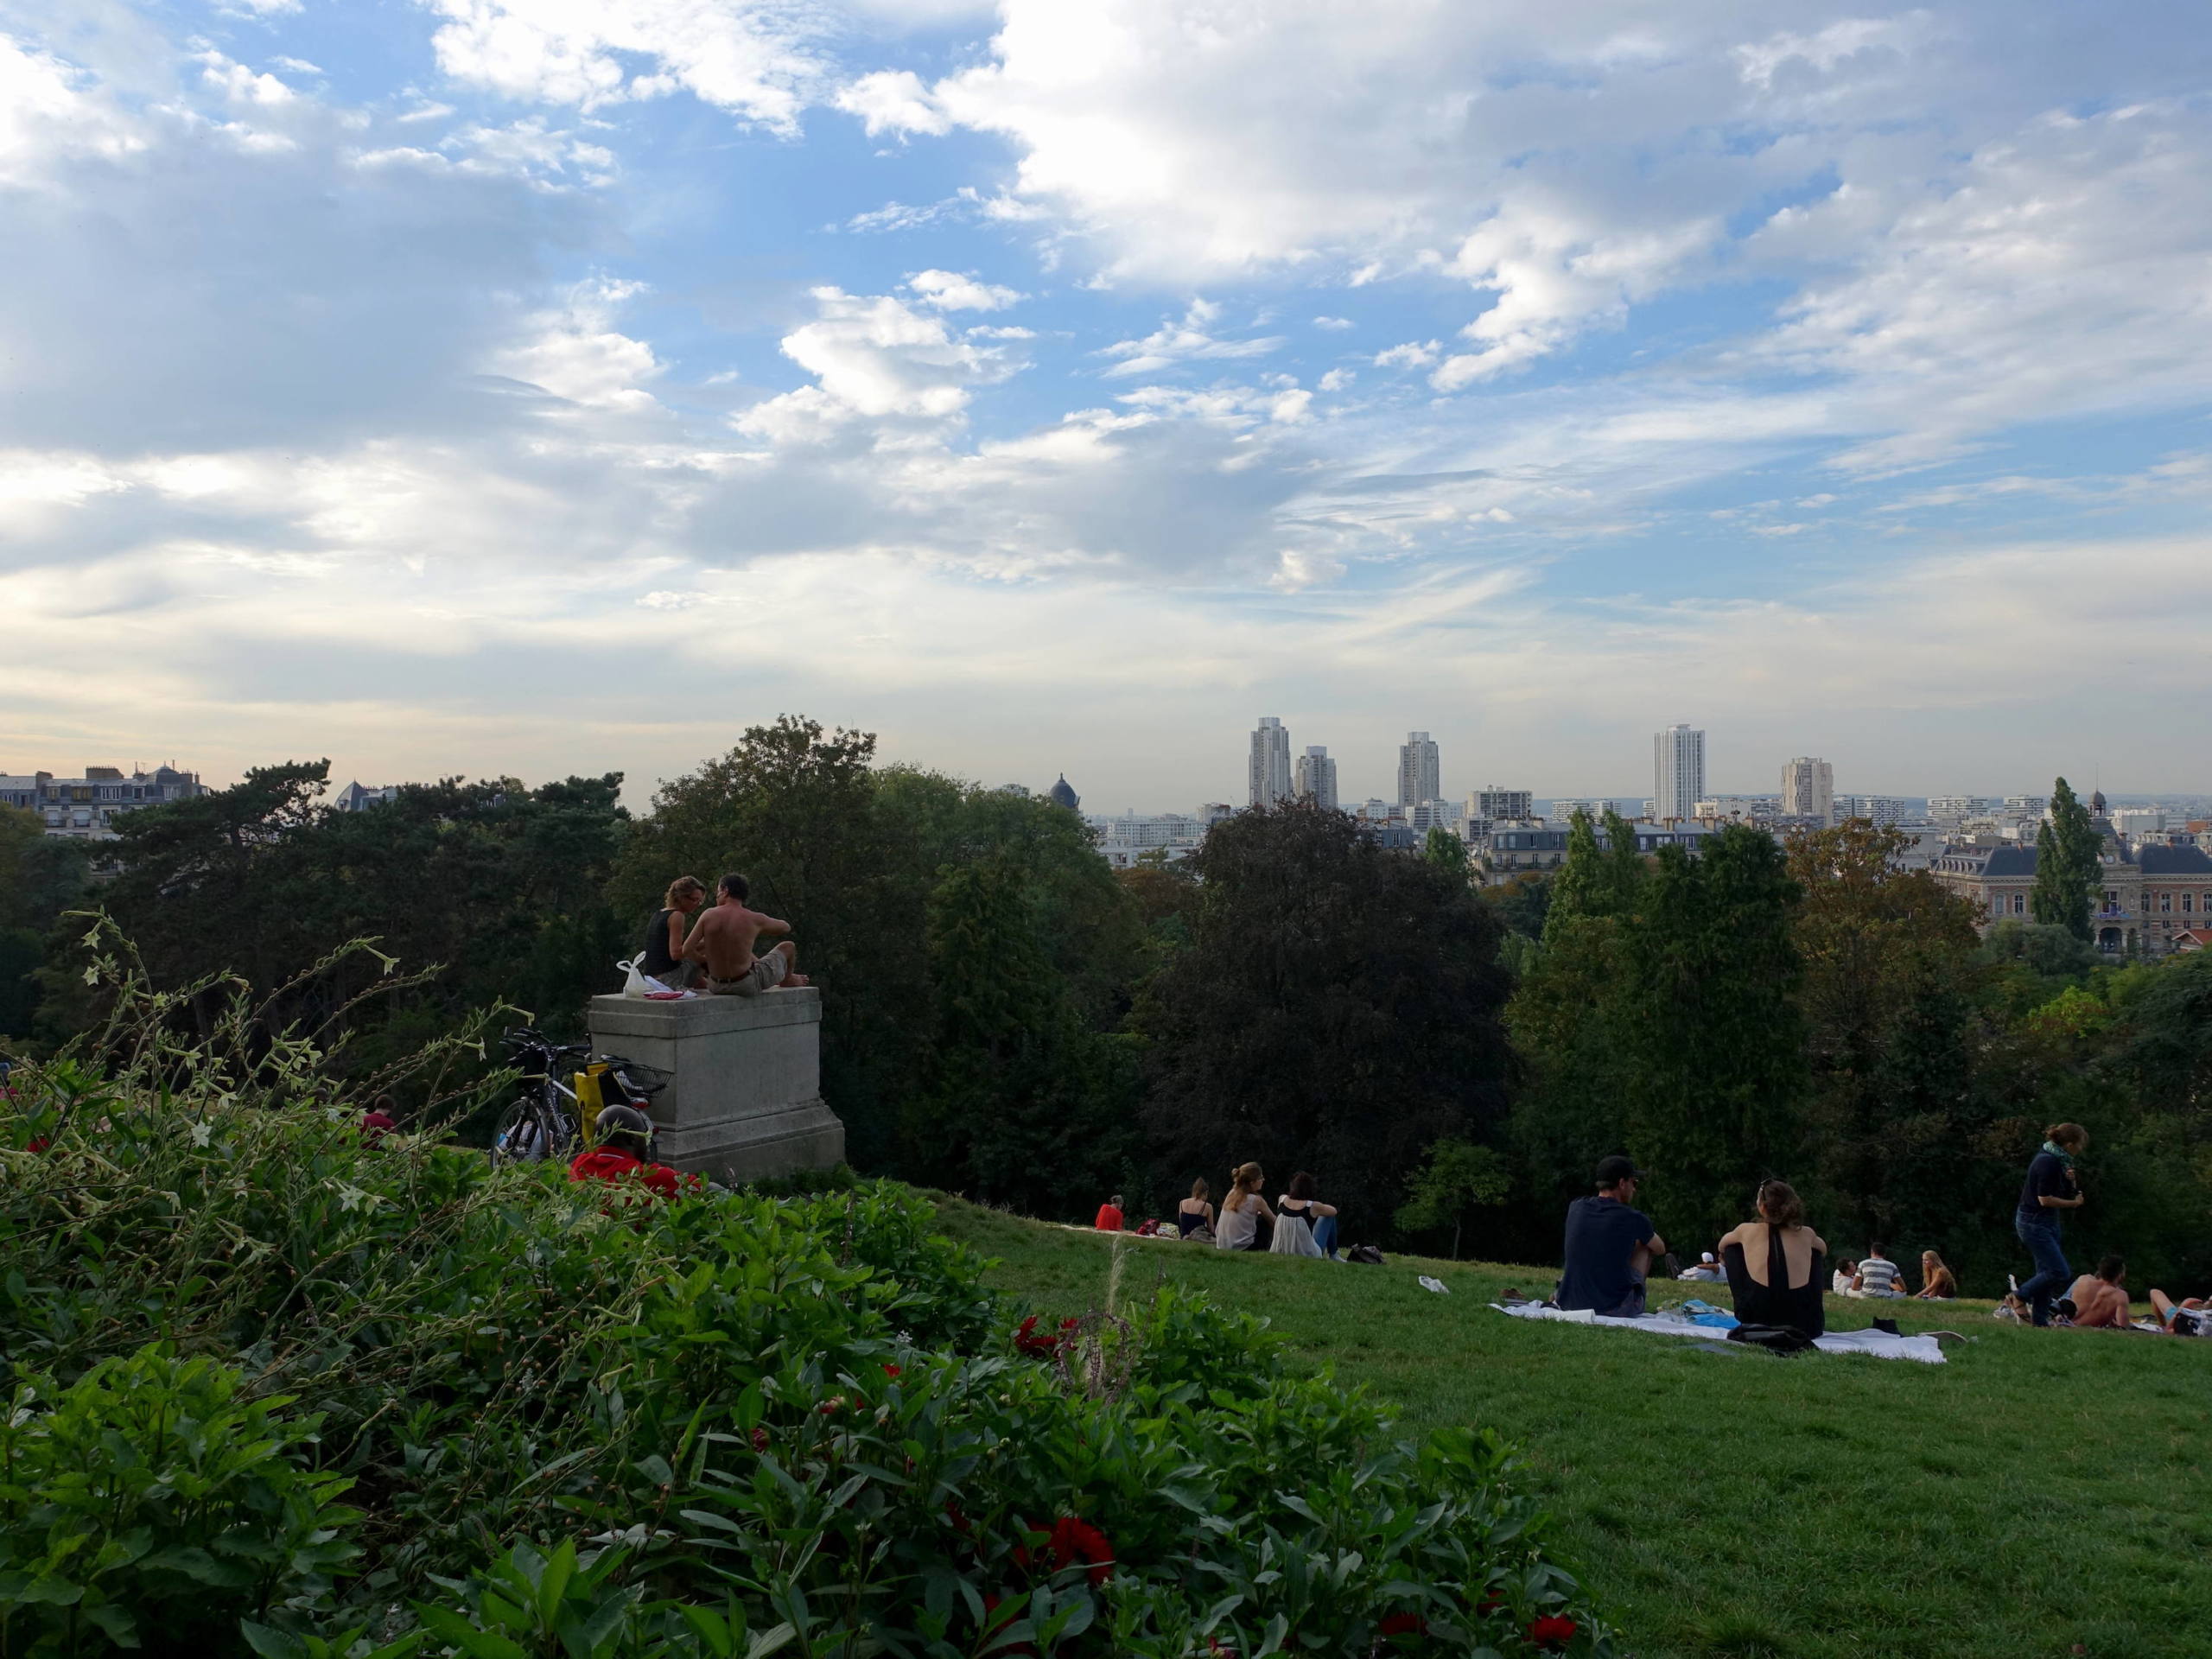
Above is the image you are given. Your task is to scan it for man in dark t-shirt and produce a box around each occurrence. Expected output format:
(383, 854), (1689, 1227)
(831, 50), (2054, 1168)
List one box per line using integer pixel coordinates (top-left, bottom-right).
(1557, 1155), (1667, 1316)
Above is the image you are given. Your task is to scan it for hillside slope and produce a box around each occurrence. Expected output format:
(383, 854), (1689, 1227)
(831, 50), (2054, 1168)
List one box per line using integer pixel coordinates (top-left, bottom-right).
(933, 1198), (2212, 1659)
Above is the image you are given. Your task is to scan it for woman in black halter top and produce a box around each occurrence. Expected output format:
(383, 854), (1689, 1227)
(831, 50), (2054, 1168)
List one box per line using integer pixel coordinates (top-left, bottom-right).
(1719, 1179), (1827, 1338)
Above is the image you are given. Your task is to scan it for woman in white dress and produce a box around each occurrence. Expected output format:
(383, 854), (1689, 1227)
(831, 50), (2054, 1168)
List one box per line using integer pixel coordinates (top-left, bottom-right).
(1215, 1162), (1274, 1251)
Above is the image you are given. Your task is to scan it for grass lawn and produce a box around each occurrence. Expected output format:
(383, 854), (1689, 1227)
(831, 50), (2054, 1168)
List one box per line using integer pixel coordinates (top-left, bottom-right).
(929, 1198), (2211, 1659)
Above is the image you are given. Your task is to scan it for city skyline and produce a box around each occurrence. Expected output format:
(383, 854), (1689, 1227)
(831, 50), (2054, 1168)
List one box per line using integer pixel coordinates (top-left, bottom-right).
(3, 3), (2209, 804)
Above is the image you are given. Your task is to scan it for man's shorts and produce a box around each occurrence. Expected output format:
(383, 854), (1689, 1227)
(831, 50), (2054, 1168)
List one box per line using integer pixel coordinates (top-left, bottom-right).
(1595, 1282), (1647, 1319)
(705, 950), (786, 997)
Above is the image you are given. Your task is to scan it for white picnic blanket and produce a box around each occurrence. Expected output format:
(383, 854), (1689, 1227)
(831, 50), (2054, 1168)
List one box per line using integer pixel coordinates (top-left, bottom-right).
(1491, 1301), (1946, 1364)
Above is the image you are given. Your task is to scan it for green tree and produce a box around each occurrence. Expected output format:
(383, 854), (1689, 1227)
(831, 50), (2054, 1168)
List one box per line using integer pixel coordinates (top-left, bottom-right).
(1615, 824), (1806, 1244)
(38, 763), (630, 1076)
(1422, 824), (1468, 879)
(904, 855), (1138, 1213)
(607, 720), (1144, 1179)
(1505, 811), (1649, 1214)
(1784, 820), (1993, 1253)
(1137, 804), (1513, 1230)
(2031, 777), (2101, 941)
(1395, 1137), (1512, 1259)
(0, 807), (93, 1042)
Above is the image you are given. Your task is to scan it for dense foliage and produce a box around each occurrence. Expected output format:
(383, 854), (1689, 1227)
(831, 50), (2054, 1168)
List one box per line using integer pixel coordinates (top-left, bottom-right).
(7, 762), (629, 1077)
(1504, 811), (2212, 1291)
(1136, 804), (1514, 1231)
(0, 1007), (1609, 1659)
(7, 729), (2209, 1293)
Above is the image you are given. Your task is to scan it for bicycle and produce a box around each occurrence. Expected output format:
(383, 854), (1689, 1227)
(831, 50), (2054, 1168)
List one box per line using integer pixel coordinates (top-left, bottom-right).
(490, 1027), (673, 1166)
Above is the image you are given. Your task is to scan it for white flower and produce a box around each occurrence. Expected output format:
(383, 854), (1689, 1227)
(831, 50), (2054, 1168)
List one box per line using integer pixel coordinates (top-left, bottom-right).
(189, 1122), (213, 1148)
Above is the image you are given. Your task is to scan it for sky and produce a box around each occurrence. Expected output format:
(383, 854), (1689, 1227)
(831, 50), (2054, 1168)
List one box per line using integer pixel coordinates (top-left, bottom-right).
(3, 0), (2210, 812)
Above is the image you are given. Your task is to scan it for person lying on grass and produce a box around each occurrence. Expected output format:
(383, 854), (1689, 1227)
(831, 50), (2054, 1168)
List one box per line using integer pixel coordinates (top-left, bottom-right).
(569, 1103), (699, 1201)
(2148, 1287), (2210, 1336)
(2064, 1255), (2133, 1330)
(1916, 1250), (1959, 1300)
(1556, 1154), (1665, 1317)
(1718, 1179), (1827, 1338)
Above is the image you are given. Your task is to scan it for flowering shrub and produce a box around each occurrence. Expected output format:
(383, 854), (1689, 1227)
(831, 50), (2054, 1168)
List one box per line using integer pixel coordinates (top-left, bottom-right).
(1, 1020), (1613, 1656)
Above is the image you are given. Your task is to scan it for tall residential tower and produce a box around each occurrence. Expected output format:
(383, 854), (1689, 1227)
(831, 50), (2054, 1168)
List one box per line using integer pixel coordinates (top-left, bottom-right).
(1249, 716), (1294, 808)
(1780, 757), (1834, 826)
(1397, 731), (1440, 808)
(1653, 725), (1706, 822)
(1294, 745), (1339, 810)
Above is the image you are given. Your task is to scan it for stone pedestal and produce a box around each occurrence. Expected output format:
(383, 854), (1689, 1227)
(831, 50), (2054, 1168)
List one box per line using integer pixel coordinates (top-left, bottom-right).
(586, 988), (844, 1183)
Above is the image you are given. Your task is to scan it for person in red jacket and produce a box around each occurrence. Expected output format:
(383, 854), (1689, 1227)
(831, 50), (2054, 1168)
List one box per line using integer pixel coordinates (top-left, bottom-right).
(569, 1103), (696, 1200)
(1094, 1193), (1125, 1232)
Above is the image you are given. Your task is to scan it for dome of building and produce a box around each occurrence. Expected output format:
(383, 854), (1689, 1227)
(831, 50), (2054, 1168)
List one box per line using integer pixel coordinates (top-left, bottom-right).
(1046, 773), (1080, 810)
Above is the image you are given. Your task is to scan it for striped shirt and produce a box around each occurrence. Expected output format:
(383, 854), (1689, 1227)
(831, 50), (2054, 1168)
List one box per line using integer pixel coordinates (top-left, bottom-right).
(1856, 1257), (1904, 1295)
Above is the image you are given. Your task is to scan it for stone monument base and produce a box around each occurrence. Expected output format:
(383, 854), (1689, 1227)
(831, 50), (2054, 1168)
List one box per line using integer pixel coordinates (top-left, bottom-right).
(586, 988), (843, 1184)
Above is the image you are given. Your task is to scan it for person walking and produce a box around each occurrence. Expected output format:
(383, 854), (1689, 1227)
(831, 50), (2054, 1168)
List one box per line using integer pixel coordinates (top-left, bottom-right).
(2015, 1122), (2088, 1327)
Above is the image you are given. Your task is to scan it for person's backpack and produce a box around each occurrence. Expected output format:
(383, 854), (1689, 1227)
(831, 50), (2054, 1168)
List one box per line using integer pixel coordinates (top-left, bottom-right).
(1726, 1322), (1815, 1356)
(1345, 1243), (1386, 1265)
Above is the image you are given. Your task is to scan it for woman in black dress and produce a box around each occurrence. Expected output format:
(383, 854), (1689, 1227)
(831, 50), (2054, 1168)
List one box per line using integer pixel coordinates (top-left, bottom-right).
(640, 875), (708, 988)
(1719, 1179), (1827, 1338)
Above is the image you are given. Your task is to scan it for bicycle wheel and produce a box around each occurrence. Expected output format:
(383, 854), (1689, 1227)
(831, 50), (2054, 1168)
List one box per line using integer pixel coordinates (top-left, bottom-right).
(492, 1091), (565, 1164)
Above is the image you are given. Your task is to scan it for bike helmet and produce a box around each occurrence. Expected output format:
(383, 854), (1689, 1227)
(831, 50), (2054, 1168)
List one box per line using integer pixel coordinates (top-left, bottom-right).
(595, 1103), (655, 1159)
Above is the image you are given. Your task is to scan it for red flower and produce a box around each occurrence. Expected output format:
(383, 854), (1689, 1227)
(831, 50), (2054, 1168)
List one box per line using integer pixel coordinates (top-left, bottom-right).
(944, 1500), (972, 1535)
(1527, 1614), (1578, 1649)
(882, 1363), (902, 1378)
(819, 1395), (848, 1414)
(1378, 1613), (1428, 1637)
(750, 1427), (769, 1452)
(1015, 1314), (1077, 1357)
(1047, 1515), (1115, 1585)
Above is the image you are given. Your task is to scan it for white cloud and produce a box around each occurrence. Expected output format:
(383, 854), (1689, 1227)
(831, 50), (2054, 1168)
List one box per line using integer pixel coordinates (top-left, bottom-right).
(834, 68), (950, 137)
(741, 286), (1021, 427)
(486, 279), (664, 410)
(1100, 299), (1281, 377)
(425, 0), (826, 132)
(1318, 368), (1354, 392)
(1374, 340), (1438, 370)
(906, 268), (1023, 311)
(1313, 315), (1354, 330)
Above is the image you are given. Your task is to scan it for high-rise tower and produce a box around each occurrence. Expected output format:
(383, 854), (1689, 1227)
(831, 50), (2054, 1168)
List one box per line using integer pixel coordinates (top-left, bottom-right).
(1294, 745), (1339, 810)
(1779, 757), (1834, 826)
(1397, 731), (1440, 808)
(1653, 725), (1706, 823)
(1249, 717), (1294, 808)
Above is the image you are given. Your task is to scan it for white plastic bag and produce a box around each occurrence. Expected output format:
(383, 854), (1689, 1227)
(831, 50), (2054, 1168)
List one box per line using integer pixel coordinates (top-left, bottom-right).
(617, 954), (651, 997)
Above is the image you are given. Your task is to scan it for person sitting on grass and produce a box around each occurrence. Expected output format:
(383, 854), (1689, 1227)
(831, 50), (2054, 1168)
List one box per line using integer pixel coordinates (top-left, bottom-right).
(1177, 1179), (1216, 1240)
(1094, 1193), (1125, 1232)
(1853, 1243), (1906, 1298)
(2148, 1287), (2210, 1336)
(1215, 1162), (1274, 1252)
(1832, 1256), (1859, 1295)
(1916, 1250), (1959, 1300)
(1270, 1172), (1336, 1258)
(1555, 1155), (1665, 1318)
(569, 1103), (696, 1201)
(2065, 1255), (2133, 1330)
(1718, 1179), (1827, 1338)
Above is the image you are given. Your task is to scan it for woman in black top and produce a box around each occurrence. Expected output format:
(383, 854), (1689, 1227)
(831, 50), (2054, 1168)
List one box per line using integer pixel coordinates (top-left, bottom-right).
(640, 876), (708, 988)
(1719, 1179), (1827, 1338)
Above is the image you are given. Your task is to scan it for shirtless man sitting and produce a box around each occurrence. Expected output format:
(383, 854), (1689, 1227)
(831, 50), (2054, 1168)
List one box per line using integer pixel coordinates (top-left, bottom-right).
(682, 873), (808, 995)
